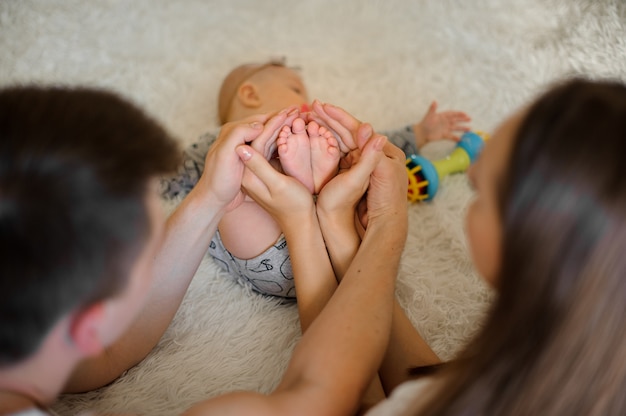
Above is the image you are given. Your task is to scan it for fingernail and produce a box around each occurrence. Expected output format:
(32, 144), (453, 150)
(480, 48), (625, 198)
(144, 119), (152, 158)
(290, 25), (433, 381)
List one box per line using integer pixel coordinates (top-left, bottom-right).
(360, 124), (373, 139)
(279, 108), (288, 115)
(237, 146), (252, 161)
(250, 122), (262, 129)
(375, 136), (387, 150)
(288, 108), (299, 116)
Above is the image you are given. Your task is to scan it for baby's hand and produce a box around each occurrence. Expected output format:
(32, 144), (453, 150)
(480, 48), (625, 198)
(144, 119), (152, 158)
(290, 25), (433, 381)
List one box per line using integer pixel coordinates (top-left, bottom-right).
(414, 101), (471, 148)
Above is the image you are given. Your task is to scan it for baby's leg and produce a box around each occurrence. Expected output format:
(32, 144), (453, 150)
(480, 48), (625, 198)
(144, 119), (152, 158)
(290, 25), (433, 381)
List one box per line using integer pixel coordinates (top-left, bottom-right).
(308, 121), (340, 194)
(277, 118), (315, 193)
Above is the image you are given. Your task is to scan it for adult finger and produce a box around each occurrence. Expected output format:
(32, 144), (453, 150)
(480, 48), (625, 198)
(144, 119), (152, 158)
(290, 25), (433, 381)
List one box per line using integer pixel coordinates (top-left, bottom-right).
(209, 121), (264, 161)
(236, 144), (291, 199)
(237, 144), (314, 219)
(317, 134), (386, 215)
(382, 139), (406, 161)
(310, 100), (359, 153)
(236, 145), (274, 201)
(340, 134), (387, 194)
(251, 106), (299, 159)
(320, 101), (362, 133)
(366, 140), (408, 223)
(356, 123), (374, 149)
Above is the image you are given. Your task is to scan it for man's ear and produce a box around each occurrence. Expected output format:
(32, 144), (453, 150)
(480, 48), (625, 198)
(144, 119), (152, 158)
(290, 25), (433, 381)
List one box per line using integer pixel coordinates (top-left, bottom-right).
(236, 82), (262, 109)
(68, 302), (106, 357)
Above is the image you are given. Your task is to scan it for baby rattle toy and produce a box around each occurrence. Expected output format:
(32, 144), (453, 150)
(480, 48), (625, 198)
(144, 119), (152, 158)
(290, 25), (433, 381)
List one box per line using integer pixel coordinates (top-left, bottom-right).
(406, 131), (489, 202)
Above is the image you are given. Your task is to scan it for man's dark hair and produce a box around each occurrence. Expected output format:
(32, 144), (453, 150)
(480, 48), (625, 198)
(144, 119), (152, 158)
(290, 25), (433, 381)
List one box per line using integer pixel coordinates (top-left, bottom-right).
(0, 86), (180, 365)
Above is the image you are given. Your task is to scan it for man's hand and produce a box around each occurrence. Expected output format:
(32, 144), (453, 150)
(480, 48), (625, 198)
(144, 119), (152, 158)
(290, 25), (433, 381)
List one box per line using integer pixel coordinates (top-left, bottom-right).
(198, 108), (299, 213)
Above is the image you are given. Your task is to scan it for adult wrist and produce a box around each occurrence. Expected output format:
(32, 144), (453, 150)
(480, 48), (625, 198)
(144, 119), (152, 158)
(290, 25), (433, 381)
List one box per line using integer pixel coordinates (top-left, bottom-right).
(316, 203), (354, 230)
(280, 205), (318, 240)
(364, 214), (408, 250)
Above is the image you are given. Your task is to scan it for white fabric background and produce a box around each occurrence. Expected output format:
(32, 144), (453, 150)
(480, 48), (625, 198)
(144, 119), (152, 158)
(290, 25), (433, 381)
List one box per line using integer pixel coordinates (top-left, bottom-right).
(1, 1), (625, 414)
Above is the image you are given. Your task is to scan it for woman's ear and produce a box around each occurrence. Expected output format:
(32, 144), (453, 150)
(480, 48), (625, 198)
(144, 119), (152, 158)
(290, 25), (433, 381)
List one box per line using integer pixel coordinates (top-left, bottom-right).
(68, 302), (106, 357)
(236, 82), (262, 109)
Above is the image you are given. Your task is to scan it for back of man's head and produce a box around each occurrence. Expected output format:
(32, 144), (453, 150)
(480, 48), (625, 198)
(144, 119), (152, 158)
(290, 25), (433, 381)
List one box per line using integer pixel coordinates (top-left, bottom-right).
(0, 86), (180, 366)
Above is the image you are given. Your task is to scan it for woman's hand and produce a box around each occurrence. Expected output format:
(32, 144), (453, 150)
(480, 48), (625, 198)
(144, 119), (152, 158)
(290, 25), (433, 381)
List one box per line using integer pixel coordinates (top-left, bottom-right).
(308, 100), (407, 231)
(306, 100), (367, 154)
(236, 144), (315, 231)
(317, 132), (387, 217)
(363, 141), (408, 232)
(316, 131), (387, 281)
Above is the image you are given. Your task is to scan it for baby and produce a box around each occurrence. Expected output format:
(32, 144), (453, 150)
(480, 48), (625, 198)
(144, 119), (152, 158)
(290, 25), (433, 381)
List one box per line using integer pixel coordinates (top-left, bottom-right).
(161, 60), (471, 299)
(218, 60), (342, 194)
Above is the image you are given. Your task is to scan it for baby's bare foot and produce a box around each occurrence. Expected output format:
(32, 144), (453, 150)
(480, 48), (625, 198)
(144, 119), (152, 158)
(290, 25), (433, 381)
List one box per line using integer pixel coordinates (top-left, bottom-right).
(277, 118), (314, 193)
(308, 121), (340, 194)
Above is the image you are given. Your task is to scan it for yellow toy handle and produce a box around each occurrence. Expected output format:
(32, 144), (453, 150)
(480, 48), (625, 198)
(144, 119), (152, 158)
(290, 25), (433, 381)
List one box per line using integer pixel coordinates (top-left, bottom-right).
(406, 131), (489, 202)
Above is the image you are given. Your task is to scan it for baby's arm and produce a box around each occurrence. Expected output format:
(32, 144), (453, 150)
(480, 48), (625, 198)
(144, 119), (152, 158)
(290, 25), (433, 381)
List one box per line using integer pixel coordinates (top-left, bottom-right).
(383, 101), (471, 157)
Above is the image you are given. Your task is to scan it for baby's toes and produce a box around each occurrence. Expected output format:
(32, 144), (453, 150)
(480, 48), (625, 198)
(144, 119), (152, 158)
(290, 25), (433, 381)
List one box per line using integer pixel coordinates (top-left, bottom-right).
(307, 121), (320, 138)
(292, 117), (307, 134)
(278, 125), (292, 139)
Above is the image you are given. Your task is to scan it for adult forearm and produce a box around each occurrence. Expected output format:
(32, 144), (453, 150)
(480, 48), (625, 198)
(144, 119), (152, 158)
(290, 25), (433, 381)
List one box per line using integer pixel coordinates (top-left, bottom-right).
(281, 209), (337, 332)
(378, 300), (440, 395)
(277, 220), (406, 415)
(131, 186), (223, 338)
(64, 185), (225, 392)
(316, 208), (360, 281)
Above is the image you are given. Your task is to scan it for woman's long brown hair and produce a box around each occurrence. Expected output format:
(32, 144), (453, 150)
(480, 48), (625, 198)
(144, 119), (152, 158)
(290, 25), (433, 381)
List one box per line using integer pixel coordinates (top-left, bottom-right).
(411, 79), (626, 415)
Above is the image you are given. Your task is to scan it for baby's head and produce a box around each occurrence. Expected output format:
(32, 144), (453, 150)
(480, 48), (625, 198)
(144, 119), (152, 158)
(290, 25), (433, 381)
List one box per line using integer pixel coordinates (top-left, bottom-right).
(218, 60), (309, 124)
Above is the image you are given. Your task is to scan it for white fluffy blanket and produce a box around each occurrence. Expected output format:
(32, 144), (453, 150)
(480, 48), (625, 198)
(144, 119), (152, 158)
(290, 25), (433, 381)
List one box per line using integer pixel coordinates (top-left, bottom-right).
(1, 1), (625, 414)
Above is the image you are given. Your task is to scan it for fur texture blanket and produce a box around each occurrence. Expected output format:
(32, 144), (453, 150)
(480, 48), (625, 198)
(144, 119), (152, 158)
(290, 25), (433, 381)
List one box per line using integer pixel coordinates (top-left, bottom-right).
(1, 1), (625, 414)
